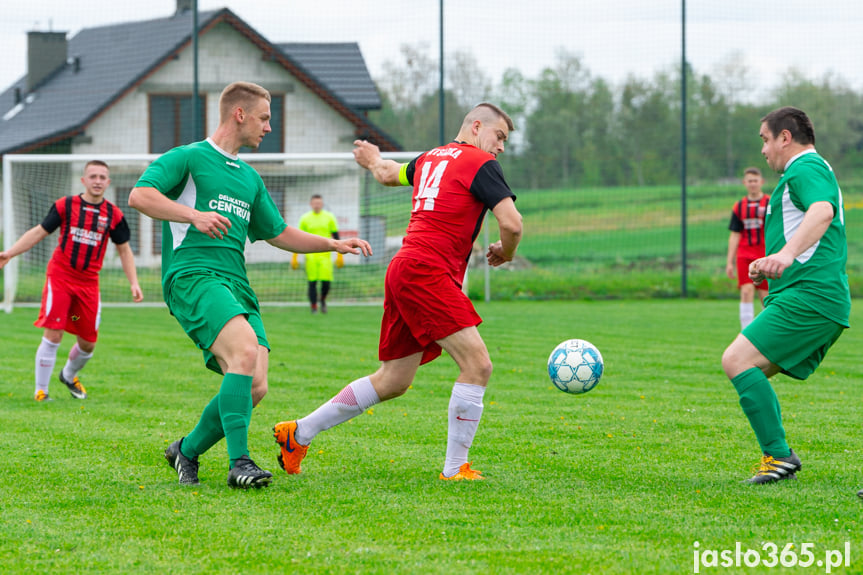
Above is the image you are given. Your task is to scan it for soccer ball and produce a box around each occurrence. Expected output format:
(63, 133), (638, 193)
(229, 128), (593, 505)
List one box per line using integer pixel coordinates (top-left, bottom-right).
(547, 339), (603, 394)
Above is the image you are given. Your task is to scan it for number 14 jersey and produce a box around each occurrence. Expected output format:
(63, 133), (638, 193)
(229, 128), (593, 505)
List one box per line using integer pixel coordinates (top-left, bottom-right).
(398, 141), (516, 283)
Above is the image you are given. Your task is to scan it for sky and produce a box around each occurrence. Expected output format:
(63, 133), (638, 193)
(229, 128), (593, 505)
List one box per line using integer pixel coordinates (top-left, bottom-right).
(2, 0), (863, 99)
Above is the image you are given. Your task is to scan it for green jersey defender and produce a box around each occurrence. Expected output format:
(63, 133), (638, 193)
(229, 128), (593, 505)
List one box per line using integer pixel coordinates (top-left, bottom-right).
(762, 149), (850, 328)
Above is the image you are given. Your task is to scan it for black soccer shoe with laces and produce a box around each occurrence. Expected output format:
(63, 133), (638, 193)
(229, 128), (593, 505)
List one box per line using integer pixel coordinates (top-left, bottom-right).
(227, 455), (273, 489)
(165, 438), (200, 486)
(747, 449), (802, 484)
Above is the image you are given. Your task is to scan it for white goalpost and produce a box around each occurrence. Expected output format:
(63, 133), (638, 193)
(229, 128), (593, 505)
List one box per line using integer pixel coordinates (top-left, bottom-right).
(2, 152), (419, 313)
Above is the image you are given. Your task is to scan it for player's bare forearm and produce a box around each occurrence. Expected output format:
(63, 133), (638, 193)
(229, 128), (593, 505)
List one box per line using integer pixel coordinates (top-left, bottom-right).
(267, 227), (373, 256)
(491, 198), (523, 261)
(116, 242), (144, 302)
(352, 140), (402, 186)
(778, 201), (834, 261)
(727, 232), (740, 265)
(129, 187), (194, 222)
(0, 225), (50, 268)
(129, 186), (230, 239)
(726, 232), (740, 278)
(752, 201), (834, 280)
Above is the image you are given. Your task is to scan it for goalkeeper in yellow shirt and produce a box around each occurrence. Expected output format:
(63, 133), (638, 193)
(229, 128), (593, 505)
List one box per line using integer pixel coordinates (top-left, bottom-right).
(293, 194), (342, 313)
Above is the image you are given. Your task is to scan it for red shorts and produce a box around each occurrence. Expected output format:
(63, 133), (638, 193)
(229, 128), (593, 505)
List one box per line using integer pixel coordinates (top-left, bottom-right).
(379, 257), (482, 365)
(737, 254), (768, 290)
(34, 273), (101, 342)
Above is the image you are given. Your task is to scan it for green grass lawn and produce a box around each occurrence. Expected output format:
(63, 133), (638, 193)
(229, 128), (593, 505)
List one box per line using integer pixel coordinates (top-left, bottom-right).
(1, 301), (861, 574)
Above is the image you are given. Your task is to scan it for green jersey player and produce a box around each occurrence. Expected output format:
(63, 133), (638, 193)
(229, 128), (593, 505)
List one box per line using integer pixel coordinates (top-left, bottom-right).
(129, 82), (372, 489)
(721, 106), (850, 485)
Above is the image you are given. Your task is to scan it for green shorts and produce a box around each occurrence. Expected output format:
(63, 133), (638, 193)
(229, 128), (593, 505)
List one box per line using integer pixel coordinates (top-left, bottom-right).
(166, 270), (269, 374)
(743, 294), (845, 380)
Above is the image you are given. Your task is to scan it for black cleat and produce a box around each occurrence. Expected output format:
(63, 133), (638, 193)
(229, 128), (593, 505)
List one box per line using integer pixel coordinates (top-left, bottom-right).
(165, 438), (200, 486)
(747, 449), (802, 484)
(320, 301), (327, 314)
(857, 488), (863, 499)
(59, 371), (87, 399)
(227, 455), (273, 489)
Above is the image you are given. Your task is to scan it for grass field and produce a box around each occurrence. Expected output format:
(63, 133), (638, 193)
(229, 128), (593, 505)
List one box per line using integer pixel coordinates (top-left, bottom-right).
(1, 301), (861, 574)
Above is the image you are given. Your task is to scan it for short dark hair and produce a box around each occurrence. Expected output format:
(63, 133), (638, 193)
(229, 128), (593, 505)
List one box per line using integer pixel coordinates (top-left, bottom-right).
(743, 167), (762, 177)
(310, 194), (323, 201)
(761, 107), (815, 146)
(84, 159), (109, 171)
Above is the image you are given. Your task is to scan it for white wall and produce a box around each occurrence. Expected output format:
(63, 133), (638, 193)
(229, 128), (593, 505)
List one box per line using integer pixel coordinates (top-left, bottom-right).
(74, 22), (361, 155)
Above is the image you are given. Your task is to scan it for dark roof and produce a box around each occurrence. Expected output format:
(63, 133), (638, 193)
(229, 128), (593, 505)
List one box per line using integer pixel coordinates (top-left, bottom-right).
(277, 43), (381, 111)
(0, 8), (398, 155)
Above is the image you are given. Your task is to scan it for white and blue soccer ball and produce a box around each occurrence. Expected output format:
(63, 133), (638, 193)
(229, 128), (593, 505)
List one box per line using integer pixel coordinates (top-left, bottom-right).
(547, 339), (603, 394)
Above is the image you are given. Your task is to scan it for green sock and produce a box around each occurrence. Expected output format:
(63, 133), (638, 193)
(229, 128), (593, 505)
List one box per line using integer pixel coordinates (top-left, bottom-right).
(218, 373), (254, 468)
(731, 367), (790, 458)
(181, 394), (224, 459)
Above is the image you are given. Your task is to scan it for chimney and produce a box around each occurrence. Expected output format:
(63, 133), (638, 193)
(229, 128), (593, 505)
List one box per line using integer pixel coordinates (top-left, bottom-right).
(27, 31), (68, 92)
(176, 0), (193, 14)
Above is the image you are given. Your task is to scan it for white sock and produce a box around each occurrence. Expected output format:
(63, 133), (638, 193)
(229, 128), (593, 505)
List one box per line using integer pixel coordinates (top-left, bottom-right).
(295, 376), (380, 445)
(62, 343), (93, 381)
(35, 338), (60, 395)
(740, 302), (754, 330)
(443, 382), (486, 477)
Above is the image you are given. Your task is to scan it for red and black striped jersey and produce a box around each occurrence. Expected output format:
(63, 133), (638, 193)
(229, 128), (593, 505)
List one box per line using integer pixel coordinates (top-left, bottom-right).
(398, 142), (515, 283)
(728, 195), (769, 256)
(40, 194), (131, 280)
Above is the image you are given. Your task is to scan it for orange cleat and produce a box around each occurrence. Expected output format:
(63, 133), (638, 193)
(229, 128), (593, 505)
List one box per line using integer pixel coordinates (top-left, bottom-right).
(34, 390), (53, 402)
(439, 462), (484, 481)
(273, 420), (309, 474)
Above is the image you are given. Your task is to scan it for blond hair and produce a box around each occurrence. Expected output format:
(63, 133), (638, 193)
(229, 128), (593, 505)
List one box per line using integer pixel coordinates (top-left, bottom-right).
(462, 103), (515, 132)
(219, 82), (271, 123)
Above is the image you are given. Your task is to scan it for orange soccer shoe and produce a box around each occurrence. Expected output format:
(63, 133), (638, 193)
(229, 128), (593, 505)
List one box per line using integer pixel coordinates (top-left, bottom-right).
(273, 420), (309, 474)
(439, 462), (484, 481)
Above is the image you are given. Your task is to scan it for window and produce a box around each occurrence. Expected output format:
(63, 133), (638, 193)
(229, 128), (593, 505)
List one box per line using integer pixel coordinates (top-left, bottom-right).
(149, 94), (206, 153)
(241, 94), (284, 154)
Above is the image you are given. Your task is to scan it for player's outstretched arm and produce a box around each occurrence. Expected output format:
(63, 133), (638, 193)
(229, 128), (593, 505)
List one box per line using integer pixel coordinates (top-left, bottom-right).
(266, 226), (372, 257)
(751, 201), (834, 280)
(116, 242), (144, 302)
(129, 186), (231, 240)
(352, 140), (403, 186)
(486, 198), (523, 267)
(0, 225), (50, 269)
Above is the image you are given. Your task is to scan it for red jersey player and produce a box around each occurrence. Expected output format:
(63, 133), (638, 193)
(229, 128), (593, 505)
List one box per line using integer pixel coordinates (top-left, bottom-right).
(726, 167), (769, 329)
(274, 103), (523, 480)
(0, 160), (143, 401)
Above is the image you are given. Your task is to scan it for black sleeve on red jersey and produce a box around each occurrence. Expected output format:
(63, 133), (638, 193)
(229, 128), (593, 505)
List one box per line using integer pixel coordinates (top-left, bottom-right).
(40, 203), (62, 233)
(404, 154), (422, 186)
(109, 216), (132, 245)
(470, 160), (516, 209)
(728, 205), (744, 233)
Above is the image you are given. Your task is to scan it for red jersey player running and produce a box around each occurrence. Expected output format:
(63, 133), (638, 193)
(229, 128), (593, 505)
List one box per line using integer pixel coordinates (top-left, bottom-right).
(726, 167), (770, 329)
(274, 103), (523, 480)
(0, 160), (143, 401)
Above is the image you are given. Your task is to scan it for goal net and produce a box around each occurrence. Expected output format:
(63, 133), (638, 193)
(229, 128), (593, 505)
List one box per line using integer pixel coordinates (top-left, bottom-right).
(2, 152), (419, 312)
